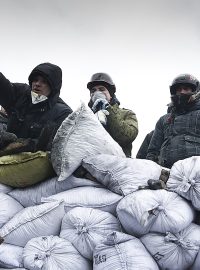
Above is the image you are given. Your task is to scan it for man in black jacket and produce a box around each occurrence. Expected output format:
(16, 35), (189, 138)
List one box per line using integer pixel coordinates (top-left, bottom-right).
(0, 62), (72, 154)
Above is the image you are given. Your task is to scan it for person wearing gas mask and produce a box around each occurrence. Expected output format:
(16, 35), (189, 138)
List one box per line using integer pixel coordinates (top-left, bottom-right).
(87, 72), (138, 157)
(0, 62), (72, 155)
(146, 73), (200, 170)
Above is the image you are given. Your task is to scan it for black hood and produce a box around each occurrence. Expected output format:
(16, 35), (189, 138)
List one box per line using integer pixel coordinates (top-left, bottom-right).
(28, 62), (62, 95)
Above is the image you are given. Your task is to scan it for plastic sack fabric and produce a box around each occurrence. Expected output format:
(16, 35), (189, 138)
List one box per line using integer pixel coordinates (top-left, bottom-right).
(0, 151), (55, 188)
(82, 154), (163, 196)
(23, 235), (92, 270)
(60, 207), (121, 260)
(0, 183), (13, 194)
(0, 193), (23, 228)
(117, 189), (195, 236)
(192, 248), (200, 270)
(0, 200), (65, 247)
(93, 231), (159, 270)
(42, 186), (122, 216)
(167, 156), (200, 210)
(141, 223), (200, 270)
(0, 243), (23, 269)
(51, 103), (125, 181)
(9, 175), (101, 207)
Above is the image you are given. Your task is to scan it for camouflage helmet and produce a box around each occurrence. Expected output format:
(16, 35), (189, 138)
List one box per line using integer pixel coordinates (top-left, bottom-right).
(170, 74), (199, 95)
(87, 73), (116, 95)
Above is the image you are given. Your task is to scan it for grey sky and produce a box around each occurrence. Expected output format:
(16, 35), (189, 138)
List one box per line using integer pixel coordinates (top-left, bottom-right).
(0, 0), (200, 156)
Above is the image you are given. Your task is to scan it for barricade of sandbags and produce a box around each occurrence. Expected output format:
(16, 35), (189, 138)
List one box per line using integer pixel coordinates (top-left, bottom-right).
(60, 207), (121, 260)
(93, 231), (159, 270)
(167, 156), (200, 210)
(141, 223), (200, 270)
(9, 175), (101, 207)
(0, 200), (65, 247)
(0, 193), (24, 228)
(42, 186), (122, 215)
(82, 154), (163, 195)
(23, 235), (92, 270)
(51, 103), (125, 181)
(0, 243), (23, 269)
(117, 189), (195, 236)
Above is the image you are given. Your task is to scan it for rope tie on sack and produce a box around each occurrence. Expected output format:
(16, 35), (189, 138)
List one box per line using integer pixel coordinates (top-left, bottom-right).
(141, 204), (165, 227)
(164, 232), (199, 251)
(76, 222), (89, 235)
(34, 250), (51, 269)
(178, 176), (196, 193)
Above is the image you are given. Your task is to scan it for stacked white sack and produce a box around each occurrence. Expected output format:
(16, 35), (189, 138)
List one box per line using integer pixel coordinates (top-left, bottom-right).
(192, 247), (200, 270)
(9, 175), (101, 207)
(51, 103), (125, 181)
(93, 231), (159, 270)
(23, 235), (92, 270)
(60, 207), (121, 260)
(0, 243), (23, 269)
(141, 223), (200, 270)
(167, 156), (200, 210)
(117, 189), (195, 236)
(42, 186), (122, 215)
(0, 200), (65, 247)
(0, 183), (13, 193)
(82, 154), (163, 195)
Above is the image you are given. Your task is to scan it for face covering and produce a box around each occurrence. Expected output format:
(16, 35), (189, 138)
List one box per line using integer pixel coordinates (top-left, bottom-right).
(171, 93), (193, 110)
(31, 91), (48, 104)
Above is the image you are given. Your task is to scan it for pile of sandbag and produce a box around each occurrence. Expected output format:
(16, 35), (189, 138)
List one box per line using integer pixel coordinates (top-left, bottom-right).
(0, 104), (200, 269)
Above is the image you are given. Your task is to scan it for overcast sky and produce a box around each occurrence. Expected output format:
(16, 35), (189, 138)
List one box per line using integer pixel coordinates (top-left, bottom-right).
(0, 0), (200, 156)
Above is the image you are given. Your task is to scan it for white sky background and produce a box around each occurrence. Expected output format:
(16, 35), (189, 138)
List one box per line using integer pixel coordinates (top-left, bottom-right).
(0, 0), (200, 157)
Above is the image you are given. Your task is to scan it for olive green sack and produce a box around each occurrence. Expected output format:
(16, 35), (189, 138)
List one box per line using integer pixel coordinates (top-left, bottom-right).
(0, 151), (55, 187)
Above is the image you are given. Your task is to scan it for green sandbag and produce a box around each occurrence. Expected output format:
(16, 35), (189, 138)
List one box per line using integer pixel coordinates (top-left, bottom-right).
(0, 151), (55, 187)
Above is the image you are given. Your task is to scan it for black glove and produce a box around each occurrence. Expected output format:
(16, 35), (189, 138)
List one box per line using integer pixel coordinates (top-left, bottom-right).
(0, 138), (36, 157)
(0, 130), (17, 149)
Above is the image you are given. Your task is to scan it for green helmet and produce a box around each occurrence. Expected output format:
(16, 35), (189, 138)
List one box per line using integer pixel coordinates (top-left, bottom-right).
(87, 73), (116, 95)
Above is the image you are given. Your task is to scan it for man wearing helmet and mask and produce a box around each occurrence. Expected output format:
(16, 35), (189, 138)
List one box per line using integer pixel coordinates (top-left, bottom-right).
(146, 73), (200, 170)
(87, 72), (138, 157)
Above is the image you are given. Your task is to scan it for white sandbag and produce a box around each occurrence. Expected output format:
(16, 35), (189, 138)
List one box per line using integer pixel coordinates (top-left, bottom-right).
(42, 186), (122, 215)
(0, 200), (65, 247)
(0, 183), (13, 194)
(60, 207), (121, 259)
(141, 223), (200, 270)
(82, 154), (163, 195)
(0, 193), (23, 228)
(23, 235), (92, 270)
(117, 189), (195, 236)
(192, 248), (200, 270)
(9, 175), (101, 207)
(51, 103), (125, 181)
(93, 231), (159, 270)
(167, 156), (200, 210)
(0, 243), (23, 269)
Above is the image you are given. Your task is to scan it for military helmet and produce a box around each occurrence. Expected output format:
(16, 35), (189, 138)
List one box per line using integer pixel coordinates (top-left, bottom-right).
(170, 74), (199, 95)
(87, 73), (116, 95)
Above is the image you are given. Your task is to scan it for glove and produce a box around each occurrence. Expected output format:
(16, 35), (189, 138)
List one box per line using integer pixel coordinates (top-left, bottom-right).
(91, 91), (109, 113)
(0, 130), (17, 149)
(95, 109), (109, 126)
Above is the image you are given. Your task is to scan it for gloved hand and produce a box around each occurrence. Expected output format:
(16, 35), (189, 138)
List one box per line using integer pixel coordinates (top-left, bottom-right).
(0, 130), (17, 149)
(91, 91), (109, 113)
(95, 109), (109, 126)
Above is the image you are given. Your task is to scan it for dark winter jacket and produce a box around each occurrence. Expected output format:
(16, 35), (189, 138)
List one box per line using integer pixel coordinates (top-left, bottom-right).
(0, 63), (72, 151)
(146, 100), (200, 168)
(136, 130), (154, 159)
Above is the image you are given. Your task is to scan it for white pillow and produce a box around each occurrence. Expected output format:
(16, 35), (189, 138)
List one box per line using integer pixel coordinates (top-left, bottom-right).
(51, 103), (125, 181)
